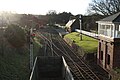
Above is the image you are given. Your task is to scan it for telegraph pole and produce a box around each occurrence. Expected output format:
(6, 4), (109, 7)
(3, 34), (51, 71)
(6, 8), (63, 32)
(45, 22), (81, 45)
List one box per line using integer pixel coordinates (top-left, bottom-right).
(30, 28), (33, 70)
(79, 15), (82, 41)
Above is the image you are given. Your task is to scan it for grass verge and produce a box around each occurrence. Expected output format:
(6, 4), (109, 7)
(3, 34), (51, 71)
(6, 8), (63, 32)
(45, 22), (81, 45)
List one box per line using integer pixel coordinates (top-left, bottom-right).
(64, 32), (98, 54)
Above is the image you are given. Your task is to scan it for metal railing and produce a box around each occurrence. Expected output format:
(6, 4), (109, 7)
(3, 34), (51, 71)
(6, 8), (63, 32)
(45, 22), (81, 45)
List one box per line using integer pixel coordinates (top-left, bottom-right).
(29, 56), (74, 80)
(75, 29), (99, 39)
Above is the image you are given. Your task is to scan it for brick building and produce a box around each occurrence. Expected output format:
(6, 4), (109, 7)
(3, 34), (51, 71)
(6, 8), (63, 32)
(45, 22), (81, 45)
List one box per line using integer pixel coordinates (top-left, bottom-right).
(96, 12), (120, 71)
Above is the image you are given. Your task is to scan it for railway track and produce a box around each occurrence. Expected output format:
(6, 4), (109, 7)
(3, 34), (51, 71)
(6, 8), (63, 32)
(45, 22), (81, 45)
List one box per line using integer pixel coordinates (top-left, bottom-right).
(56, 36), (100, 80)
(36, 27), (101, 80)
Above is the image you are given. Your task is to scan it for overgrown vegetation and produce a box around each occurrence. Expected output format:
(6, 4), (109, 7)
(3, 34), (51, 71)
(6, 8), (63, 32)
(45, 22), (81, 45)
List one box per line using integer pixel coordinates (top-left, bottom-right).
(33, 37), (43, 58)
(64, 32), (98, 54)
(0, 25), (41, 80)
(4, 24), (26, 48)
(114, 68), (120, 74)
(0, 50), (29, 80)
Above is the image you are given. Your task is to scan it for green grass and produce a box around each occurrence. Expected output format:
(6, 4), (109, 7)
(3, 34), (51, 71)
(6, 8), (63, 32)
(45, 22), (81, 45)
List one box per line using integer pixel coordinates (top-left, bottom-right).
(64, 32), (98, 53)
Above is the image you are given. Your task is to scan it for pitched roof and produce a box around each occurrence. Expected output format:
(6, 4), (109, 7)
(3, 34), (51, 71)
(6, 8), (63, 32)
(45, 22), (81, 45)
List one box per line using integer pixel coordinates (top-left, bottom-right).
(97, 12), (120, 23)
(65, 19), (76, 27)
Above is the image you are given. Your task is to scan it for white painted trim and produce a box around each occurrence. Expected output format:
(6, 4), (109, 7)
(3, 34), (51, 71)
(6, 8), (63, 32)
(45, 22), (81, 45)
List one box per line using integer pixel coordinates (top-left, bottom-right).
(96, 21), (113, 24)
(98, 23), (116, 37)
(98, 23), (114, 25)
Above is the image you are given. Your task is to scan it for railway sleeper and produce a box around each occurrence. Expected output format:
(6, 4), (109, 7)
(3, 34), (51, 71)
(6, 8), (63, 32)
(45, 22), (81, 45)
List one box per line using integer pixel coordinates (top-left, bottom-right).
(71, 71), (82, 80)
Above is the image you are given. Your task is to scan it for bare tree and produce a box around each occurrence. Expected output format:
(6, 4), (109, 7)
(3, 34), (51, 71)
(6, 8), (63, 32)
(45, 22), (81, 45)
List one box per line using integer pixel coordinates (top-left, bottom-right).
(88, 0), (120, 15)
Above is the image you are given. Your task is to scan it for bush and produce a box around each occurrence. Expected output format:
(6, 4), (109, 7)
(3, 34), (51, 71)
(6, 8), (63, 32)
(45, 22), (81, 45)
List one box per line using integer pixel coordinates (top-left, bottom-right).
(4, 24), (26, 48)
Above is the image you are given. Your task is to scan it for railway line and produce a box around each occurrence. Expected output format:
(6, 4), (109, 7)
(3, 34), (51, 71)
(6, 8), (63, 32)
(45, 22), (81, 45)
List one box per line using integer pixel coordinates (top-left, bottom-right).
(36, 27), (103, 80)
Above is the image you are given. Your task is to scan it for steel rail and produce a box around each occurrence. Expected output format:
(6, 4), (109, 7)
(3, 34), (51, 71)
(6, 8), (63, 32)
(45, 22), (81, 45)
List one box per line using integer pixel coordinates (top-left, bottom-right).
(36, 31), (100, 80)
(58, 36), (100, 80)
(56, 37), (99, 80)
(36, 32), (85, 80)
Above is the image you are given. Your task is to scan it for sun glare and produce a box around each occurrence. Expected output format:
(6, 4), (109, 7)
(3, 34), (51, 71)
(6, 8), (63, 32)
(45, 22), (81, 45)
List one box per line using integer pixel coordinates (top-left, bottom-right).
(0, 0), (91, 15)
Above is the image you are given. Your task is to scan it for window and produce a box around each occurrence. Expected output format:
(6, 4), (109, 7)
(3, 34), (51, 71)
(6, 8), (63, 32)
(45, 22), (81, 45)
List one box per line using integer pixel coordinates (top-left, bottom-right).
(101, 25), (105, 29)
(115, 25), (119, 31)
(111, 25), (113, 30)
(107, 54), (110, 65)
(100, 51), (103, 60)
(111, 25), (113, 37)
(106, 25), (110, 29)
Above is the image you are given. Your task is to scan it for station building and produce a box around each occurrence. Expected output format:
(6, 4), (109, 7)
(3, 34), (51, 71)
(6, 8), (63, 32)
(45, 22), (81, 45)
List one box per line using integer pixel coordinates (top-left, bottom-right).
(96, 12), (120, 71)
(65, 17), (80, 32)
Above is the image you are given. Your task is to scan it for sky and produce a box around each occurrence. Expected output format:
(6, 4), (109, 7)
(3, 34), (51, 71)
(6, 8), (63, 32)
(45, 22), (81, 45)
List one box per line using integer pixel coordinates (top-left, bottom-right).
(0, 0), (92, 15)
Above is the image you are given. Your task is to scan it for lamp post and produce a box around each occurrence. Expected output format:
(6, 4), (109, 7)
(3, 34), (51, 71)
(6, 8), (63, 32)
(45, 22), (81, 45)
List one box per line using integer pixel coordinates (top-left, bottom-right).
(79, 15), (82, 41)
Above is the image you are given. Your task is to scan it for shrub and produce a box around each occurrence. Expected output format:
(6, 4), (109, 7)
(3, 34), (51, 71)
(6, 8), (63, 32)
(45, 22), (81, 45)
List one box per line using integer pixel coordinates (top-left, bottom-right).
(4, 24), (26, 48)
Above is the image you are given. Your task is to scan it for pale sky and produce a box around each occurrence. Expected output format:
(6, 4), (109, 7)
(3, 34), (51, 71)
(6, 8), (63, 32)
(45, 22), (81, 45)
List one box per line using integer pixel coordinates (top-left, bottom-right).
(0, 0), (92, 15)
